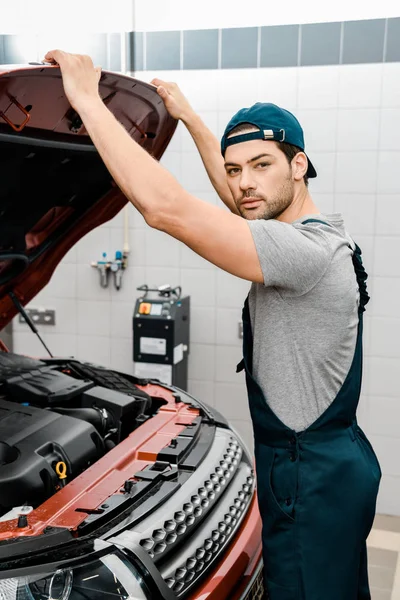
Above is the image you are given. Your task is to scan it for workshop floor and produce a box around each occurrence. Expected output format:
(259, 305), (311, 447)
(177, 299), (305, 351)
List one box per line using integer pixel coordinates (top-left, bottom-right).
(369, 515), (400, 599)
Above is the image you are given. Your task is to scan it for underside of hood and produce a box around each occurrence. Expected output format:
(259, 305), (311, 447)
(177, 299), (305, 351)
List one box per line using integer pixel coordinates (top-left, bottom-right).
(0, 65), (177, 329)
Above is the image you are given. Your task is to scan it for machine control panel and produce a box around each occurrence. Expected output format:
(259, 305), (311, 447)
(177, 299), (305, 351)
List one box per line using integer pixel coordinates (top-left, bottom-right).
(133, 286), (190, 388)
(137, 301), (171, 318)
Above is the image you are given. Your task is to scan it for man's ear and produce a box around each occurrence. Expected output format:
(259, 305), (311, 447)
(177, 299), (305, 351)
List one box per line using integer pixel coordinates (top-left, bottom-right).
(292, 152), (308, 181)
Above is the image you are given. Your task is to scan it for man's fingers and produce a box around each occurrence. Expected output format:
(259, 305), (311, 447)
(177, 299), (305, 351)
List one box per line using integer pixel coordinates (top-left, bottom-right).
(151, 78), (165, 86)
(157, 86), (167, 97)
(44, 49), (65, 64)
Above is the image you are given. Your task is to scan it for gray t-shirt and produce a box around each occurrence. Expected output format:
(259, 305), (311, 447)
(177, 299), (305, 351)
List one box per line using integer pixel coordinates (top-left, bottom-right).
(247, 213), (360, 432)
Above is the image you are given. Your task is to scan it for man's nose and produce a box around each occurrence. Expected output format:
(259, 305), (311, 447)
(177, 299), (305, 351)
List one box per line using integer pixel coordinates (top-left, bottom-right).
(239, 169), (256, 192)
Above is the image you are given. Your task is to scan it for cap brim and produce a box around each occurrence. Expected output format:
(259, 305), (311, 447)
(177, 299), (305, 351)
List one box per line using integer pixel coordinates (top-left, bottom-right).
(306, 155), (317, 178)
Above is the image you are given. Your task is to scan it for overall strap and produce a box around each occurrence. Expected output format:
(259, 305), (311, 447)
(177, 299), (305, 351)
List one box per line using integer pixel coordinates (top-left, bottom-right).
(302, 218), (370, 313)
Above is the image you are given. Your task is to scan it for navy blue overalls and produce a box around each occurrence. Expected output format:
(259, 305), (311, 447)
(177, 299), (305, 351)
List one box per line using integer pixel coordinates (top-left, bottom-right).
(237, 221), (381, 599)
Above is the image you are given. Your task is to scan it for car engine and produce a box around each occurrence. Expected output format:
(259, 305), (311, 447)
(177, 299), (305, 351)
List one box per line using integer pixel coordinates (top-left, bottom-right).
(0, 352), (153, 515)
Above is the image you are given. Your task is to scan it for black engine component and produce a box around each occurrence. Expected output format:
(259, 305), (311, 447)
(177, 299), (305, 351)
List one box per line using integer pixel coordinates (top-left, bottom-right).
(49, 406), (113, 437)
(0, 351), (46, 382)
(4, 366), (94, 405)
(0, 354), (156, 512)
(0, 399), (104, 510)
(82, 386), (150, 443)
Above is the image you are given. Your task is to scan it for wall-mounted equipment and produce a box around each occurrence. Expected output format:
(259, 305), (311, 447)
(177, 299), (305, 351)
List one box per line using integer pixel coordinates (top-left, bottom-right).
(133, 285), (190, 390)
(91, 250), (128, 290)
(91, 206), (131, 290)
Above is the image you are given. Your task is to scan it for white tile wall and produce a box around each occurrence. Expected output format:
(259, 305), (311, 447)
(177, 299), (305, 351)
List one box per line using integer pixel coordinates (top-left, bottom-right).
(309, 152), (336, 194)
(216, 270), (251, 308)
(377, 152), (400, 194)
(370, 278), (400, 319)
(374, 238), (400, 277)
(214, 381), (251, 420)
(76, 226), (111, 264)
(187, 379), (215, 407)
(110, 301), (135, 339)
(188, 343), (216, 381)
(45, 333), (78, 358)
(46, 263), (77, 299)
(334, 194), (376, 236)
(335, 152), (378, 194)
(12, 62), (400, 515)
(159, 150), (182, 181)
(217, 69), (262, 112)
(180, 268), (216, 307)
(370, 318), (400, 358)
(369, 396), (400, 438)
(12, 331), (52, 359)
(77, 300), (111, 337)
(338, 64), (383, 108)
(369, 435), (400, 478)
(190, 307), (216, 344)
(311, 193), (335, 214)
(298, 66), (340, 108)
(77, 335), (111, 366)
(337, 109), (381, 152)
(180, 151), (216, 192)
(376, 196), (400, 235)
(382, 64), (400, 108)
(145, 228), (180, 268)
(216, 308), (242, 346)
(110, 337), (134, 374)
(146, 266), (180, 287)
(296, 108), (338, 152)
(376, 476), (400, 516)
(379, 109), (400, 151)
(257, 67), (299, 109)
(370, 358), (400, 398)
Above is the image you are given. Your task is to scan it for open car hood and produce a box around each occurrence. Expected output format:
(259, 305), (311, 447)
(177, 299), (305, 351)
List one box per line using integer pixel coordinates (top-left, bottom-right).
(0, 64), (177, 329)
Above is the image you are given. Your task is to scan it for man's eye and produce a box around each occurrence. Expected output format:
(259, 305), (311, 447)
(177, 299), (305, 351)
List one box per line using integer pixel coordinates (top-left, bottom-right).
(255, 162), (270, 168)
(227, 168), (240, 176)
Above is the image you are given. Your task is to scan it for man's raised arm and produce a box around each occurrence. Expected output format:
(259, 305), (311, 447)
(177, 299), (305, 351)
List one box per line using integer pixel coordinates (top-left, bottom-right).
(151, 79), (239, 215)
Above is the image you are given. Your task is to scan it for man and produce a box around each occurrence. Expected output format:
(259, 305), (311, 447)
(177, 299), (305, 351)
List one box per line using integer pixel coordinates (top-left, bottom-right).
(44, 50), (381, 600)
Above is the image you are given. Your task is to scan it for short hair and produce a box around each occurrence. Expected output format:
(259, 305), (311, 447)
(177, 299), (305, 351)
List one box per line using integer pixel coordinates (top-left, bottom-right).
(226, 123), (309, 186)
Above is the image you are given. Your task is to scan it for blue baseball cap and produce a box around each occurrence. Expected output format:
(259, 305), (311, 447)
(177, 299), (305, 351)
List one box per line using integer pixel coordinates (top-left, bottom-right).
(220, 102), (317, 178)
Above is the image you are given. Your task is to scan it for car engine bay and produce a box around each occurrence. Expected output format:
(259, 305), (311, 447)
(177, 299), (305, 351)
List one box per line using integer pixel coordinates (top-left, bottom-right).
(0, 352), (157, 517)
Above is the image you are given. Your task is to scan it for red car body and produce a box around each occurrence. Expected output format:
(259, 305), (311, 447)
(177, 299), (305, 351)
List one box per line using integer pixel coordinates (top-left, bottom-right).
(0, 65), (262, 600)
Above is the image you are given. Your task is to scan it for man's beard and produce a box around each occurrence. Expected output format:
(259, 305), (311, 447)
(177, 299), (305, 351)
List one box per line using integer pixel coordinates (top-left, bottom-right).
(235, 174), (295, 221)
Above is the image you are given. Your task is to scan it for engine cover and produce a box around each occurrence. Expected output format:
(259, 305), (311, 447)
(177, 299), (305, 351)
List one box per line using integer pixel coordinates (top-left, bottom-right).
(0, 399), (104, 510)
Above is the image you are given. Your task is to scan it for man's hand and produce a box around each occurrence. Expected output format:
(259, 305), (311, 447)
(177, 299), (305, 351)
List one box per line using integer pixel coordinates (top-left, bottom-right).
(151, 78), (238, 214)
(150, 78), (195, 123)
(44, 50), (102, 113)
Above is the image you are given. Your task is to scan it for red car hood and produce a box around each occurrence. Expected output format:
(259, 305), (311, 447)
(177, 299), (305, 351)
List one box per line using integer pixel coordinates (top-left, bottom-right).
(0, 64), (177, 329)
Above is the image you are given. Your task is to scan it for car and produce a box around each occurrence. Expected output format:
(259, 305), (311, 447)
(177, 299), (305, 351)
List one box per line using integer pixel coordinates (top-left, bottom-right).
(0, 64), (263, 600)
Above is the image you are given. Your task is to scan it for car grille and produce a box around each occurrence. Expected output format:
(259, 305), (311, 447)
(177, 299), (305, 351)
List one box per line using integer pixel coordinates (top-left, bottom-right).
(120, 427), (255, 596)
(138, 432), (247, 560)
(162, 461), (254, 594)
(240, 561), (265, 600)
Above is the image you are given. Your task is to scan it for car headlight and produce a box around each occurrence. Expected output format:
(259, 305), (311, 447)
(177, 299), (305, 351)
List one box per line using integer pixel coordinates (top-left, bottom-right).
(0, 551), (150, 600)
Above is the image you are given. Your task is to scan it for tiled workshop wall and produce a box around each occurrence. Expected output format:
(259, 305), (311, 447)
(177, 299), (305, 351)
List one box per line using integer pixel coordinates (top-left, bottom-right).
(3, 14), (400, 515)
(134, 0), (400, 30)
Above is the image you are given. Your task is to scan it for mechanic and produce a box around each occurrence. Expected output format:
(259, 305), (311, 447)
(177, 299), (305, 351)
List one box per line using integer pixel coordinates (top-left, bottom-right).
(44, 49), (381, 600)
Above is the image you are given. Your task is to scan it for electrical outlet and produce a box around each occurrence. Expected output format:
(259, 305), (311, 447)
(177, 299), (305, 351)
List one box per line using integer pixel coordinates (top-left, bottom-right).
(19, 308), (56, 326)
(238, 321), (243, 339)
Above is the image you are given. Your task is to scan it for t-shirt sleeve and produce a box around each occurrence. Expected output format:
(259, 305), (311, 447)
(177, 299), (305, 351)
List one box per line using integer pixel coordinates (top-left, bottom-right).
(247, 219), (333, 295)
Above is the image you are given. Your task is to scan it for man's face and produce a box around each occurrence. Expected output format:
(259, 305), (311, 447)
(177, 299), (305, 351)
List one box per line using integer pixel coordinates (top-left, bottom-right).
(224, 139), (295, 220)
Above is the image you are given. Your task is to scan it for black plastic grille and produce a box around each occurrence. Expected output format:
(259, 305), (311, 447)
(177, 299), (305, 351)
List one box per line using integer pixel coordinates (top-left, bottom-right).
(164, 472), (254, 595)
(139, 437), (243, 559)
